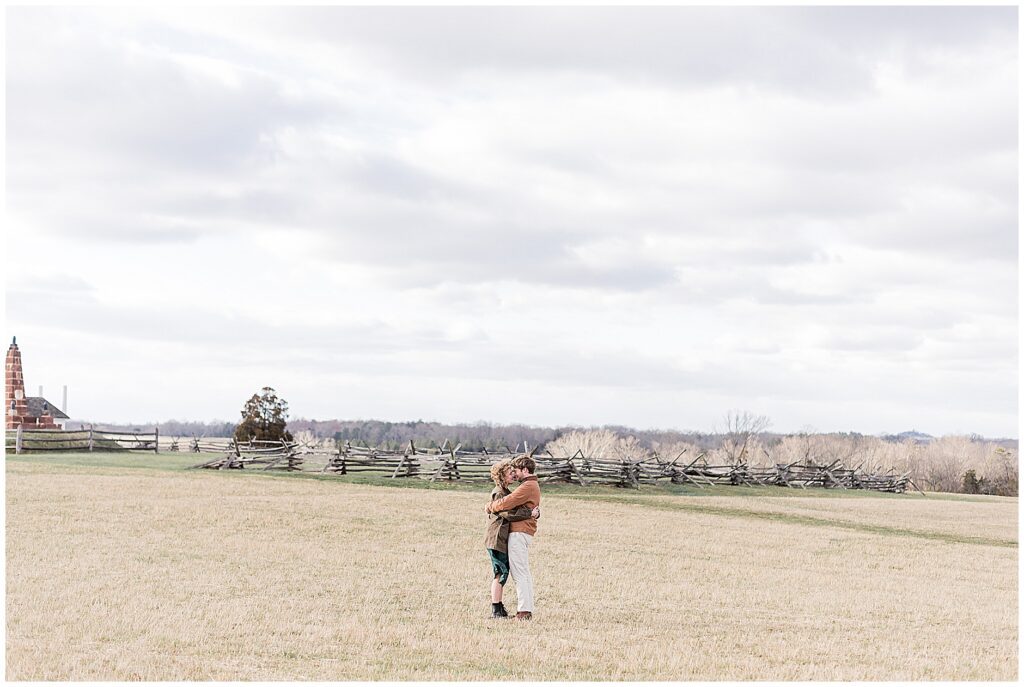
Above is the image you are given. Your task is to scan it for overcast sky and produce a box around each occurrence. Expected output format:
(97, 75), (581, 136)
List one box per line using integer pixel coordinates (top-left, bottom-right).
(5, 6), (1018, 437)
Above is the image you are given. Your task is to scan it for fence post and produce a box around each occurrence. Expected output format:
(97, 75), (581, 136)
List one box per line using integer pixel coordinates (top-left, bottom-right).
(16, 425), (23, 455)
(154, 427), (159, 454)
(88, 425), (94, 452)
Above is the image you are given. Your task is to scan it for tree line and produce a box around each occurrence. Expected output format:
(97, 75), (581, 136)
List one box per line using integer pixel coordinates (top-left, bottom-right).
(70, 391), (1017, 496)
(69, 416), (1016, 456)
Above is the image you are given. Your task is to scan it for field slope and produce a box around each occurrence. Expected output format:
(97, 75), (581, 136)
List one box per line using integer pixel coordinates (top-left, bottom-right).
(5, 454), (1018, 680)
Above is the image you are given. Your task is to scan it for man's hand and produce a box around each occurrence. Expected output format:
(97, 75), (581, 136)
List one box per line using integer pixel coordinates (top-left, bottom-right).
(531, 506), (540, 518)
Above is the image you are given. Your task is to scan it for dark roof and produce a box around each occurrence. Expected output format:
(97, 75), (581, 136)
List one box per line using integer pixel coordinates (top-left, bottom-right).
(26, 397), (70, 419)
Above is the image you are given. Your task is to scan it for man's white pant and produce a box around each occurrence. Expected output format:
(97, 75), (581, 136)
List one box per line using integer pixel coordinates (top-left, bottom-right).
(507, 531), (534, 613)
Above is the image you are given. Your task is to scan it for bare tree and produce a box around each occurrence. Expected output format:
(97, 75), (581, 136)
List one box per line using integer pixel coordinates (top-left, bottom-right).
(544, 429), (653, 462)
(813, 433), (868, 467)
(544, 429), (620, 458)
(772, 432), (816, 465)
(718, 410), (771, 464)
(651, 440), (703, 463)
(920, 436), (974, 492)
(612, 435), (651, 462)
(985, 447), (1019, 496)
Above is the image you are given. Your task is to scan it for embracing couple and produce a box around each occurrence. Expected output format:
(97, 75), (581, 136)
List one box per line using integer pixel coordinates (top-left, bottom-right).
(484, 455), (541, 620)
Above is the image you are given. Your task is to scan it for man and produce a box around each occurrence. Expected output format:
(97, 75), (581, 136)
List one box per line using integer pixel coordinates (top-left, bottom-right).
(486, 455), (540, 620)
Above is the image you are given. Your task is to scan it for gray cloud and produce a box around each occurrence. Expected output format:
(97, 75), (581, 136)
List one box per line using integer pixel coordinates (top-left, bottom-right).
(822, 330), (925, 353)
(5, 7), (1016, 434)
(7, 10), (334, 185)
(260, 6), (1014, 96)
(5, 286), (465, 357)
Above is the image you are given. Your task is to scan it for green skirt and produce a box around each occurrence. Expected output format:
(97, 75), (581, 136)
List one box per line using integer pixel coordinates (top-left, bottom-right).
(487, 548), (510, 585)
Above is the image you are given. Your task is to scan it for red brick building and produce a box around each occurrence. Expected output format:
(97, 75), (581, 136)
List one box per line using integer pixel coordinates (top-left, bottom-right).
(6, 337), (69, 430)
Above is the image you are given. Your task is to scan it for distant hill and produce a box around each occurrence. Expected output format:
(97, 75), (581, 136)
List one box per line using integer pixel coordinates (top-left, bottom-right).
(882, 430), (935, 443)
(880, 430), (1017, 450)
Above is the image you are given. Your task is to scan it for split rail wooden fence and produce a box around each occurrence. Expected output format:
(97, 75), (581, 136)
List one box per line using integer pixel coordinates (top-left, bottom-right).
(188, 439), (304, 471)
(189, 438), (919, 493)
(4, 428), (917, 493)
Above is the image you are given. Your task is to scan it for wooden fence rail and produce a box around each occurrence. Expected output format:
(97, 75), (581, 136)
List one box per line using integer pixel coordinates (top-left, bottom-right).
(5, 426), (159, 454)
(188, 438), (303, 472)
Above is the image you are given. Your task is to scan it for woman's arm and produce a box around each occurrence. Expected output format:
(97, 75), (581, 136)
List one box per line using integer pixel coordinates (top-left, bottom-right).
(499, 504), (534, 522)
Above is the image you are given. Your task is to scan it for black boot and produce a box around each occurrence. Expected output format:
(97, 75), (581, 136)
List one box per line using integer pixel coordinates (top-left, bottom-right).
(491, 602), (509, 618)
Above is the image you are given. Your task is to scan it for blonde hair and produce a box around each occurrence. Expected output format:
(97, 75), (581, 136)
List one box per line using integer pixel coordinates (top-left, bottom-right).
(490, 459), (513, 489)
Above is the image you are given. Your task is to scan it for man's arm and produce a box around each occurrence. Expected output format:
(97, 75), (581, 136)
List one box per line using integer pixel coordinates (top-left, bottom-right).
(487, 482), (532, 513)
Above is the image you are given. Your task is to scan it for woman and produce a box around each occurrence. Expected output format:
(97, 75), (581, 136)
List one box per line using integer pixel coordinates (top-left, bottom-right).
(485, 459), (539, 618)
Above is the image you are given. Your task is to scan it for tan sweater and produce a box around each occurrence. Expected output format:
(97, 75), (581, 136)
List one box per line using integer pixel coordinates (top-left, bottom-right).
(487, 475), (540, 536)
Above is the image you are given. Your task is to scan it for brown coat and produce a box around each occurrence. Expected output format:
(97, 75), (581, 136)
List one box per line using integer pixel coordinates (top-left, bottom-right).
(484, 485), (534, 552)
(487, 475), (541, 537)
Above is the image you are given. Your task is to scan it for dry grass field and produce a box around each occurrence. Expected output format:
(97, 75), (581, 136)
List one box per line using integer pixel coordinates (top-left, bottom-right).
(5, 453), (1018, 680)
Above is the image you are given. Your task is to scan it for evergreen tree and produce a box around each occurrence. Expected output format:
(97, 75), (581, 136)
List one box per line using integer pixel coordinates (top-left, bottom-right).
(961, 469), (983, 494)
(234, 387), (293, 443)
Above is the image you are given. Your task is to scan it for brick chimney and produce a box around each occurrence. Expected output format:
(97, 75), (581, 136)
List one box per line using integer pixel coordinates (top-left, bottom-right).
(6, 337), (62, 430)
(6, 336), (30, 429)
